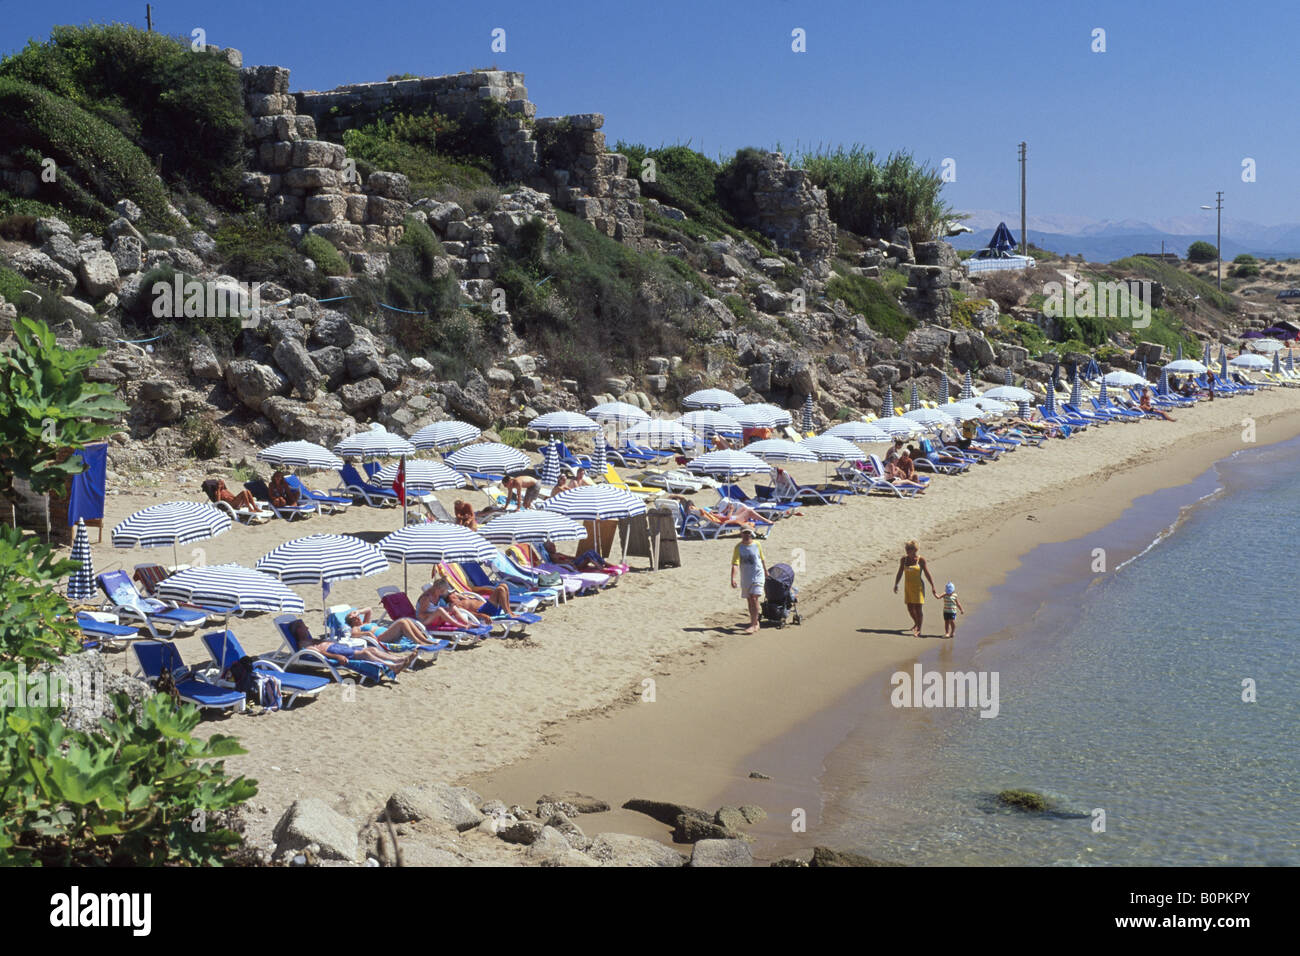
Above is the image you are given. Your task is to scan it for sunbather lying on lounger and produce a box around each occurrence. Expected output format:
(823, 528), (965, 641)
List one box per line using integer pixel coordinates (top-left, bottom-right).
(343, 609), (443, 647)
(417, 577), (496, 627)
(201, 477), (259, 511)
(883, 458), (927, 493)
(669, 496), (770, 536)
(539, 541), (628, 572)
(290, 620), (416, 672)
(430, 566), (513, 613)
(1140, 388), (1175, 421)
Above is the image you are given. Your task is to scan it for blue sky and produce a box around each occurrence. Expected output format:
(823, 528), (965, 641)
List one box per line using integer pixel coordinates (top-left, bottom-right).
(5, 0), (1297, 226)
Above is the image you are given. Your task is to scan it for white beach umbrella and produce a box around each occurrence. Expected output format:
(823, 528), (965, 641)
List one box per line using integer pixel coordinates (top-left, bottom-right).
(527, 411), (601, 434)
(256, 533), (389, 597)
(408, 420), (481, 451)
(982, 385), (1035, 403)
(112, 501), (232, 568)
(681, 388), (743, 409)
(1164, 359), (1208, 374)
(445, 442), (533, 476)
(587, 402), (651, 427)
(678, 409), (743, 436)
(871, 416), (923, 438)
(623, 419), (697, 448)
(741, 438), (819, 463)
(1249, 338), (1284, 353)
(541, 485), (648, 521)
(333, 428), (416, 459)
(903, 408), (957, 429)
(1229, 354), (1271, 370)
(478, 510), (587, 545)
(936, 402), (987, 421)
(1102, 370), (1148, 388)
(156, 563), (306, 615)
(799, 435), (868, 461)
(373, 459), (467, 493)
(728, 403), (791, 428)
(378, 522), (499, 591)
(824, 421), (892, 443)
(685, 450), (774, 478)
(257, 440), (344, 471)
(971, 397), (1012, 415)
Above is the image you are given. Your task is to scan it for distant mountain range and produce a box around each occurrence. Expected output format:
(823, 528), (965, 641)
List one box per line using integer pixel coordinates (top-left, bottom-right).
(951, 210), (1300, 261)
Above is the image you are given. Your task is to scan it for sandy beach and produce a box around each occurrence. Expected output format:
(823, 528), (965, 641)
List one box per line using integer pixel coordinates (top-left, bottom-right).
(85, 387), (1300, 855)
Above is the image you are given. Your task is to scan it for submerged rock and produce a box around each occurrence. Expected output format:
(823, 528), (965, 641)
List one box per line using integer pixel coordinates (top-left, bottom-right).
(997, 789), (1050, 812)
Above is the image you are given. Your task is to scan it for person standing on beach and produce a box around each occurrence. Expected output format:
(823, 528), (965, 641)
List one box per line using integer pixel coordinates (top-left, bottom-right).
(730, 528), (767, 634)
(893, 540), (938, 638)
(942, 582), (964, 639)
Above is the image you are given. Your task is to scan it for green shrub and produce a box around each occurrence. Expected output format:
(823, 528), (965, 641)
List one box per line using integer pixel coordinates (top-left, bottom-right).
(215, 215), (322, 294)
(0, 266), (31, 303)
(723, 294), (752, 322)
(499, 427), (527, 448)
(185, 418), (222, 459)
(825, 273), (916, 340)
(794, 145), (958, 241)
(1233, 262), (1260, 278)
(1187, 240), (1218, 263)
(399, 216), (443, 278)
(301, 234), (349, 277)
(0, 77), (180, 230)
(342, 113), (496, 199)
(0, 526), (82, 665)
(1, 23), (245, 203)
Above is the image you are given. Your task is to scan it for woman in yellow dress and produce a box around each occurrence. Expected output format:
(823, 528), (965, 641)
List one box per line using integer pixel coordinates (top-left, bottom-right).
(892, 539), (938, 638)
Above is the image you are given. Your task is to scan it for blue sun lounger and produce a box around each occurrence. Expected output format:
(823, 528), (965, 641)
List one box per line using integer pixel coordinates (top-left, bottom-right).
(76, 612), (142, 648)
(200, 629), (331, 709)
(333, 463), (400, 507)
(97, 569), (207, 637)
(131, 640), (247, 713)
(285, 475), (352, 514)
(271, 615), (393, 684)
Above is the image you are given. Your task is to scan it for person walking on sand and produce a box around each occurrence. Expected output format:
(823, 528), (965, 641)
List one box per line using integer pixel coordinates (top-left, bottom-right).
(941, 581), (964, 639)
(893, 540), (938, 638)
(730, 528), (767, 634)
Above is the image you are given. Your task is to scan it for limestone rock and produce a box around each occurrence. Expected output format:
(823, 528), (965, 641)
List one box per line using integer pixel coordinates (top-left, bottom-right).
(189, 344), (223, 381)
(273, 799), (358, 862)
(689, 839), (753, 867)
(115, 198), (143, 223)
(384, 784), (484, 831)
(621, 798), (711, 827)
(273, 337), (322, 399)
(338, 377), (385, 415)
(309, 311), (356, 349)
(78, 250), (120, 299)
(225, 360), (290, 412)
(585, 833), (687, 867)
(11, 249), (76, 289)
(808, 845), (901, 867)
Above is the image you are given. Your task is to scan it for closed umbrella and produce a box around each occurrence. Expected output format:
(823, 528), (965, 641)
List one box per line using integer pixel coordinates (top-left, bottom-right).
(112, 501), (231, 568)
(681, 388), (743, 410)
(445, 442), (533, 477)
(373, 459), (467, 493)
(590, 432), (607, 477)
(1043, 381), (1057, 417)
(67, 518), (96, 602)
(1288, 351), (1296, 374)
(961, 371), (975, 400)
(741, 439), (819, 463)
(882, 383), (896, 417)
(1158, 367), (1170, 397)
(909, 381), (920, 411)
(157, 563), (305, 615)
(1098, 380), (1110, 404)
(479, 510), (587, 545)
(939, 375), (950, 405)
(1176, 341), (1183, 361)
(1273, 351), (1282, 375)
(527, 411), (601, 434)
(1005, 367), (1014, 387)
(801, 395), (815, 435)
(257, 441), (344, 471)
(1070, 372), (1083, 408)
(1017, 401), (1031, 419)
(540, 443), (562, 487)
(408, 420), (481, 451)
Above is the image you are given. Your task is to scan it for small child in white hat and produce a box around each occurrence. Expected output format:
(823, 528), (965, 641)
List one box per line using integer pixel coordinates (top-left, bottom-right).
(942, 582), (964, 639)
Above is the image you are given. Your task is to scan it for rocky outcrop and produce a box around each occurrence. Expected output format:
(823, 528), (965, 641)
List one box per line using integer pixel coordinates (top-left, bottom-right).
(727, 151), (836, 278)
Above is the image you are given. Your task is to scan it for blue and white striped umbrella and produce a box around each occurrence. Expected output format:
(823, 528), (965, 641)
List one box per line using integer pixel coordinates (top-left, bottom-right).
(408, 420), (481, 451)
(685, 449), (773, 478)
(872, 416), (923, 438)
(378, 523), (498, 565)
(527, 411), (601, 434)
(156, 564), (305, 614)
(479, 510), (587, 545)
(881, 383), (895, 416)
(1219, 350), (1229, 379)
(983, 385), (1034, 402)
(1043, 381), (1057, 416)
(445, 442), (533, 476)
(799, 435), (867, 462)
(904, 408), (957, 430)
(1202, 342), (1212, 366)
(1273, 351), (1282, 374)
(257, 440), (343, 470)
(742, 439), (819, 463)
(824, 421), (892, 443)
(587, 402), (651, 428)
(623, 419), (697, 449)
(1070, 372), (1083, 408)
(590, 432), (607, 476)
(1098, 379), (1109, 404)
(542, 485), (648, 520)
(681, 388), (743, 410)
(801, 395), (815, 434)
(961, 371), (975, 400)
(1017, 400), (1031, 418)
(540, 442), (562, 487)
(1005, 367), (1013, 387)
(728, 403), (792, 428)
(1158, 367), (1170, 397)
(373, 459), (467, 493)
(1288, 351), (1295, 373)
(909, 381), (920, 411)
(256, 534), (389, 586)
(67, 518), (96, 602)
(1176, 342), (1183, 361)
(939, 375), (950, 405)
(679, 409), (743, 436)
(113, 501), (231, 552)
(333, 428), (415, 459)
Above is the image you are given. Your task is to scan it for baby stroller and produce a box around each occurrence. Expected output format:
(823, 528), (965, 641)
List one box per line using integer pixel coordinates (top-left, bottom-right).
(761, 563), (800, 628)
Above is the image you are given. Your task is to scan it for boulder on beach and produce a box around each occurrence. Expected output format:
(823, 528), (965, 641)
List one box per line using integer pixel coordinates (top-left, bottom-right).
(622, 798), (711, 826)
(273, 799), (358, 862)
(384, 783), (484, 831)
(673, 814), (746, 844)
(585, 833), (687, 867)
(808, 846), (901, 867)
(539, 791), (610, 814)
(689, 838), (753, 867)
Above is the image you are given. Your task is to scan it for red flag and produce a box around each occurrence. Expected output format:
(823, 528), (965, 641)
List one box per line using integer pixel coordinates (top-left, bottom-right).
(394, 457), (406, 506)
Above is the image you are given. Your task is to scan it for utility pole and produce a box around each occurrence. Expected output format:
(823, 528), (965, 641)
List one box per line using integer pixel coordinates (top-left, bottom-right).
(146, 4), (153, 31)
(1215, 190), (1223, 290)
(1018, 142), (1027, 256)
